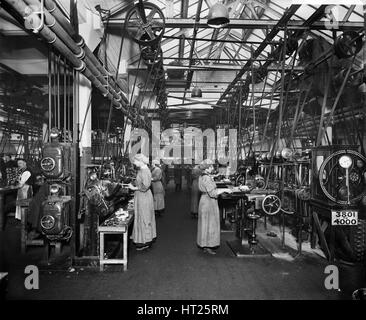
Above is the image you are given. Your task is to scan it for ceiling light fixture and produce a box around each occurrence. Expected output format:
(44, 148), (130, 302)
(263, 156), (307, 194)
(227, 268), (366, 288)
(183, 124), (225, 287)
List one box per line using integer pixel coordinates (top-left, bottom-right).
(191, 87), (202, 98)
(207, 1), (230, 28)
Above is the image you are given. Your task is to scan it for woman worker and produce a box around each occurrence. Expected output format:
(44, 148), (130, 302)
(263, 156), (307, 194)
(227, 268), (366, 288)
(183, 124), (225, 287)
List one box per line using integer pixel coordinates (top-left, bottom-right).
(128, 154), (156, 251)
(15, 158), (34, 220)
(190, 164), (201, 219)
(197, 160), (231, 255)
(151, 160), (165, 217)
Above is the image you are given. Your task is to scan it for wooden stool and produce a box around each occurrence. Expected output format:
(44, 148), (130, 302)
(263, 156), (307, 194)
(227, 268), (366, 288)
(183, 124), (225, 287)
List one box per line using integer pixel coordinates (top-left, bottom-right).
(17, 199), (44, 254)
(98, 214), (133, 272)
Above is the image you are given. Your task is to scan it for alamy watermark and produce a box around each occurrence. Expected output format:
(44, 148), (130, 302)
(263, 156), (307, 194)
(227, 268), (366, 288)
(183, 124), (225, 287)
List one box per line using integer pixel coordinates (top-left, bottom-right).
(291, 1), (365, 30)
(324, 265), (339, 290)
(24, 265), (39, 290)
(129, 120), (238, 173)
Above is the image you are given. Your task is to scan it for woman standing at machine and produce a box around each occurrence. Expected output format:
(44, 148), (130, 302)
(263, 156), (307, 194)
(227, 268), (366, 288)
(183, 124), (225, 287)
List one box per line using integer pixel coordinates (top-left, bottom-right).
(197, 160), (230, 255)
(128, 154), (156, 251)
(190, 164), (201, 219)
(15, 158), (34, 220)
(151, 160), (165, 217)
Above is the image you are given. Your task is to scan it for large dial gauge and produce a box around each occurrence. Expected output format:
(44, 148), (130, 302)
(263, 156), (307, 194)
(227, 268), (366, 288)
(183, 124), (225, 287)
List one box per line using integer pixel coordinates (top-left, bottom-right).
(339, 155), (353, 169)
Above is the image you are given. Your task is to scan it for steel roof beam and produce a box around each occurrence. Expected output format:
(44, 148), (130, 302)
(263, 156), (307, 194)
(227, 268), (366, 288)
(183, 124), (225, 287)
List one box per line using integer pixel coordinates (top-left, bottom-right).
(179, 0), (189, 59)
(217, 4), (302, 104)
(107, 18), (363, 30)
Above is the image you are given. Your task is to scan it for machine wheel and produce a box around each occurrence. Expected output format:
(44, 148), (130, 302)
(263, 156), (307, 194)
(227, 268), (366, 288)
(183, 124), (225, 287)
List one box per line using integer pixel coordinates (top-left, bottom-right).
(125, 2), (165, 46)
(235, 174), (245, 186)
(262, 194), (281, 215)
(334, 31), (363, 59)
(140, 46), (163, 65)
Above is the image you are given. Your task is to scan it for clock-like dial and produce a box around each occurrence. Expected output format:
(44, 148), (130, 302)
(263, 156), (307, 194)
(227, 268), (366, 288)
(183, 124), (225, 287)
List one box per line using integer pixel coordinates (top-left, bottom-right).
(339, 155), (353, 169)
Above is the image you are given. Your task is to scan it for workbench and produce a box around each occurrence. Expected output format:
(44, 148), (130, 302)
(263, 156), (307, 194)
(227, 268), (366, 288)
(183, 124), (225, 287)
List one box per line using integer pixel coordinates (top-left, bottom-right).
(98, 211), (134, 271)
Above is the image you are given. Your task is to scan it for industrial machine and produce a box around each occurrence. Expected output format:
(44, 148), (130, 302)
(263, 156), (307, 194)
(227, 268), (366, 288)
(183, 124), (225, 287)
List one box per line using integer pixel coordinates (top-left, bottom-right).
(310, 145), (366, 262)
(39, 137), (77, 244)
(77, 162), (134, 258)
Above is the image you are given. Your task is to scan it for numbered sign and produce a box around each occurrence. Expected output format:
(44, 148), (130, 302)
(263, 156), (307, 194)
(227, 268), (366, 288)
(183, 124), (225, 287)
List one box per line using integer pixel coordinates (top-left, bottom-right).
(331, 210), (358, 226)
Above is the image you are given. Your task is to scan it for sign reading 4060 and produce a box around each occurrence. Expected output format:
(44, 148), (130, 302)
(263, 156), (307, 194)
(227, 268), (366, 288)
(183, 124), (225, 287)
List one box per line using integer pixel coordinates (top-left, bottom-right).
(331, 210), (358, 226)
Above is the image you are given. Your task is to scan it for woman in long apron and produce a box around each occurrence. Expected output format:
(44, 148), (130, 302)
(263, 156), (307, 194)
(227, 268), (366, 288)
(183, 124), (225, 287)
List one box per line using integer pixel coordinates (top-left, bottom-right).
(128, 154), (156, 251)
(190, 165), (201, 219)
(197, 160), (230, 255)
(151, 160), (165, 217)
(15, 158), (33, 220)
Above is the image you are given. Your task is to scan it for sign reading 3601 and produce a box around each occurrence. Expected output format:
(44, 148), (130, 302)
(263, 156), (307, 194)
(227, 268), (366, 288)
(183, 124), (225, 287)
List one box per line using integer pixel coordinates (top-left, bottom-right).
(331, 210), (358, 226)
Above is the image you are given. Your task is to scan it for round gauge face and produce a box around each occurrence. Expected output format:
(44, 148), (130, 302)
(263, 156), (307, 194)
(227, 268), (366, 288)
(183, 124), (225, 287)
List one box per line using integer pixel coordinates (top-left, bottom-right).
(339, 155), (353, 169)
(41, 157), (56, 172)
(41, 215), (55, 230)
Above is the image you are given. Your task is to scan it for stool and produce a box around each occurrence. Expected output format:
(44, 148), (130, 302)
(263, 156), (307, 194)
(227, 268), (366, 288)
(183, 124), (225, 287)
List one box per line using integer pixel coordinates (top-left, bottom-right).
(98, 224), (129, 271)
(247, 212), (261, 249)
(17, 199), (44, 254)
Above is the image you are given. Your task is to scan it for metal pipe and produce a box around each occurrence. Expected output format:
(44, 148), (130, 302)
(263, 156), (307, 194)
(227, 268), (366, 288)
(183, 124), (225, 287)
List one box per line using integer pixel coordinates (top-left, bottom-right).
(3, 0), (127, 111)
(23, 0), (84, 57)
(43, 0), (129, 99)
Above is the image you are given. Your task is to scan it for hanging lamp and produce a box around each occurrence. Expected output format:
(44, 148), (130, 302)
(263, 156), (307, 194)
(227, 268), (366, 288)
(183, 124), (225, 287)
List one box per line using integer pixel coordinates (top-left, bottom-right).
(191, 70), (202, 97)
(207, 1), (230, 28)
(191, 87), (202, 98)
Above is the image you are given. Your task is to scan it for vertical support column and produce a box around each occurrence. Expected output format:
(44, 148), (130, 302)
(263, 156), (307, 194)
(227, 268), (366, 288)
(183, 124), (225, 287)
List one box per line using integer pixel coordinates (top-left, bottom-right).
(78, 74), (92, 174)
(77, 74), (93, 256)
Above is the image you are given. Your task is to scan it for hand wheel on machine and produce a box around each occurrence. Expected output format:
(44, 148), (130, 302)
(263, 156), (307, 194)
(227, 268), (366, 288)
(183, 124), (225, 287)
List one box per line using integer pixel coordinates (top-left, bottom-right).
(262, 194), (282, 215)
(319, 150), (366, 205)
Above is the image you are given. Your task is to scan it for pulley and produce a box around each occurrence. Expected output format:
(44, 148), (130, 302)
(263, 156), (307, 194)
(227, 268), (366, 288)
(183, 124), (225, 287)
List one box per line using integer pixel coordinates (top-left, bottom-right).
(252, 66), (267, 84)
(275, 150), (282, 160)
(281, 148), (294, 160)
(334, 31), (363, 59)
(285, 36), (299, 56)
(149, 64), (165, 80)
(125, 2), (165, 46)
(235, 174), (245, 186)
(140, 45), (163, 65)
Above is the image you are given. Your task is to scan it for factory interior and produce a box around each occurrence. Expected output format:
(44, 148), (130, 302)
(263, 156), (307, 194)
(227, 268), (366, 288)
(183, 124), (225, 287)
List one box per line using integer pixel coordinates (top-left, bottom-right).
(0, 0), (366, 301)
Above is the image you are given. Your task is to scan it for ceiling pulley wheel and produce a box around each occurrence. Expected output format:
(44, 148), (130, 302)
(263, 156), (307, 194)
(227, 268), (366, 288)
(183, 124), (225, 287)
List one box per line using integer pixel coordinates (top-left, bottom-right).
(125, 2), (165, 46)
(334, 31), (363, 59)
(149, 65), (165, 80)
(252, 66), (267, 84)
(285, 36), (298, 56)
(140, 45), (163, 65)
